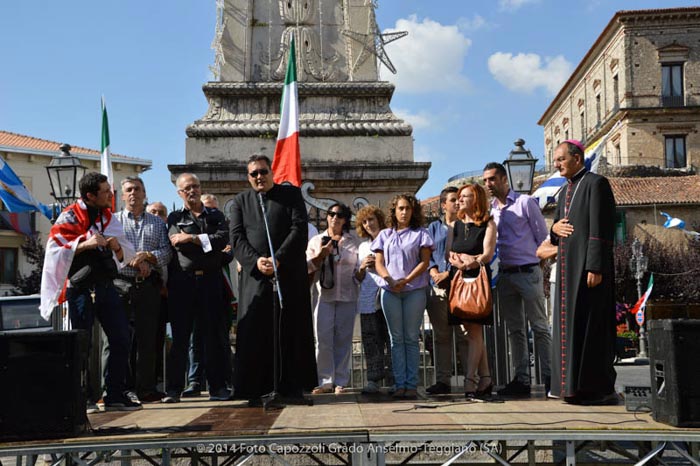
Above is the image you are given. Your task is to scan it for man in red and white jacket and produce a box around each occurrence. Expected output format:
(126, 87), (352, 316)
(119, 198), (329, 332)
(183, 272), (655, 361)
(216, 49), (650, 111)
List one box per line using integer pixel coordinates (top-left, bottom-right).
(40, 172), (140, 412)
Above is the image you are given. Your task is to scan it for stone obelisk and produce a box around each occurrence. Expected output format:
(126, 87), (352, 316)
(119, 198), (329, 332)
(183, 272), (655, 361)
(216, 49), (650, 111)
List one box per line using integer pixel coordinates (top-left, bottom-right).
(170, 0), (430, 214)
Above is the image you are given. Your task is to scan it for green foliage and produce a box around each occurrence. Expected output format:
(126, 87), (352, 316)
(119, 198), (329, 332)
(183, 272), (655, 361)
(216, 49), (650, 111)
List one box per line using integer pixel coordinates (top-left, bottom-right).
(617, 330), (638, 341)
(13, 235), (45, 295)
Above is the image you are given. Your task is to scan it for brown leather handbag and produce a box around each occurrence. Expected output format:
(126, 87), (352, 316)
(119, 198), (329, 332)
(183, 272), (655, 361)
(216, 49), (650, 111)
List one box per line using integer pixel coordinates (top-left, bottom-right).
(448, 265), (492, 320)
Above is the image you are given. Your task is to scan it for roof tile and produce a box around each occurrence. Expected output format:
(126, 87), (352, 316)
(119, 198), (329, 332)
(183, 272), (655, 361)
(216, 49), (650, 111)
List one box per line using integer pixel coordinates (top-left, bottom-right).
(0, 130), (145, 162)
(610, 176), (700, 206)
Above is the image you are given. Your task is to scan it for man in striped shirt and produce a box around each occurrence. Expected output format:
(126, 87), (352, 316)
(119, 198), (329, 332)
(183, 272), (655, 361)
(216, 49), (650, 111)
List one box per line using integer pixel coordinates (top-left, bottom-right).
(115, 176), (172, 402)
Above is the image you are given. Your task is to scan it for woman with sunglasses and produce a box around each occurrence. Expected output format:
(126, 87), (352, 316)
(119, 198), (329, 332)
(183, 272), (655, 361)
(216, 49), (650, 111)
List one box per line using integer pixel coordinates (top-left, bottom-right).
(372, 194), (434, 400)
(306, 203), (360, 394)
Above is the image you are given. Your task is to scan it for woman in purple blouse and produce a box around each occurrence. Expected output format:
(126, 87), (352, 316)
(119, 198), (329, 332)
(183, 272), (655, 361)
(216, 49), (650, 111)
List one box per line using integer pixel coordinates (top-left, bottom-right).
(372, 194), (434, 399)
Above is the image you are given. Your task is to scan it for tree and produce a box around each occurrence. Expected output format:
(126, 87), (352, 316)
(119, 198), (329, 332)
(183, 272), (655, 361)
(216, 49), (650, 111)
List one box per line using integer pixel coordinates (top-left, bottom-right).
(14, 235), (45, 295)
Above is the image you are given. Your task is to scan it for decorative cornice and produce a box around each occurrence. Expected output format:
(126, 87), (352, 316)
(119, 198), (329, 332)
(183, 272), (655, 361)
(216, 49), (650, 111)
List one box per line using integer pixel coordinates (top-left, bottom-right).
(186, 121), (413, 137)
(202, 81), (397, 98)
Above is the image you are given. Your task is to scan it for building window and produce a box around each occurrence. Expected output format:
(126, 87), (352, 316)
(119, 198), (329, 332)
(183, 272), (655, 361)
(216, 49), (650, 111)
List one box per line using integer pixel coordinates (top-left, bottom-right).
(0, 248), (18, 285)
(661, 64), (684, 107)
(613, 75), (619, 110)
(564, 130), (569, 140)
(613, 144), (621, 166)
(580, 112), (585, 142)
(665, 136), (686, 168)
(596, 94), (601, 127)
(615, 211), (626, 244)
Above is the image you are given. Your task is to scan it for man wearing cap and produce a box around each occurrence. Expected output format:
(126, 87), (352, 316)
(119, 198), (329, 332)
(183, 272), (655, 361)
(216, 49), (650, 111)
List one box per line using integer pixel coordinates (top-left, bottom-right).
(483, 162), (551, 397)
(550, 140), (618, 405)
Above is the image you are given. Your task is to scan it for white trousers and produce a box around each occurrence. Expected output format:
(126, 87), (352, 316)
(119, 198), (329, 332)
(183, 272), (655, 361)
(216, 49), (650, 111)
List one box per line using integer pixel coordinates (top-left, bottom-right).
(314, 300), (357, 387)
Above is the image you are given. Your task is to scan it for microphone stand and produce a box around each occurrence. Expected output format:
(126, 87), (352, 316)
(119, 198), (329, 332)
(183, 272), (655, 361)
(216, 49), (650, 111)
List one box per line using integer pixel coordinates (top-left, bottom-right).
(257, 191), (284, 410)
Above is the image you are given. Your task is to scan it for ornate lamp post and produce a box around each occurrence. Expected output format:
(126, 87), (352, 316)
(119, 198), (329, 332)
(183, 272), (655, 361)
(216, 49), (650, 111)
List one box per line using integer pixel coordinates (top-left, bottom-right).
(630, 238), (649, 359)
(46, 144), (86, 214)
(503, 139), (538, 194)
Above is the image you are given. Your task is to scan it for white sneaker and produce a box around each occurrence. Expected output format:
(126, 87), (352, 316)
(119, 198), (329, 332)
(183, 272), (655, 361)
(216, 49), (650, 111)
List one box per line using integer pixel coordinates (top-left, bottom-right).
(361, 380), (380, 394)
(86, 401), (99, 414)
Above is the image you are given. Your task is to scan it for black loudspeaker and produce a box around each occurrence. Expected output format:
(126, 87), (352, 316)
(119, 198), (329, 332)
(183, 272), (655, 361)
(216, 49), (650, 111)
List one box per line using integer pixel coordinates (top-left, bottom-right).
(648, 319), (700, 427)
(0, 330), (89, 440)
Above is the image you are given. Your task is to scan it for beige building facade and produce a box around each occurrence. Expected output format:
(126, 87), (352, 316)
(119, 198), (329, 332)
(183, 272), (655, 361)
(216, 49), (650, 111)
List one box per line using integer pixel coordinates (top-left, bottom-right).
(539, 7), (700, 172)
(0, 130), (151, 294)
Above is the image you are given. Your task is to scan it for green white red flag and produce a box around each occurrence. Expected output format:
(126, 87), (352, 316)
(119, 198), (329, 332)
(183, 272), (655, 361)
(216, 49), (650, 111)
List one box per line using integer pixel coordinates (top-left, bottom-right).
(271, 36), (301, 187)
(100, 97), (116, 210)
(630, 274), (654, 316)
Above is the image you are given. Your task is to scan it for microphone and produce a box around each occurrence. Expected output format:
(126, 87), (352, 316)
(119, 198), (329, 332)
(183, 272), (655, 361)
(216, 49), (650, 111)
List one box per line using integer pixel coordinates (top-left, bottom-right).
(257, 191), (266, 212)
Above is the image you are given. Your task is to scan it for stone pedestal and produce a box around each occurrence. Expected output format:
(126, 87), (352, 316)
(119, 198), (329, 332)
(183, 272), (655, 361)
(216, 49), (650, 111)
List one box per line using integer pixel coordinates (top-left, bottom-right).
(171, 0), (429, 215)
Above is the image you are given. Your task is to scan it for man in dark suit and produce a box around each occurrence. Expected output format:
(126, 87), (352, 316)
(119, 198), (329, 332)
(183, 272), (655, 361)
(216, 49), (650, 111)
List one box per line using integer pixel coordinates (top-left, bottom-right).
(230, 155), (317, 404)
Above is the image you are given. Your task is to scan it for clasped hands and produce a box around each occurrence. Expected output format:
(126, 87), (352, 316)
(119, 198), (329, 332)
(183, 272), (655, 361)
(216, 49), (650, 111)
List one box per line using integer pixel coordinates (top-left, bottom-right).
(551, 218), (602, 288)
(384, 276), (408, 293)
(257, 256), (279, 276)
(449, 252), (478, 271)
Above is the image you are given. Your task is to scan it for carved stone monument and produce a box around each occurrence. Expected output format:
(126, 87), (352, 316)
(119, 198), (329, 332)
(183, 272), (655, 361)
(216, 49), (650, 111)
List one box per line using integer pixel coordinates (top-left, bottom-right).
(170, 0), (430, 214)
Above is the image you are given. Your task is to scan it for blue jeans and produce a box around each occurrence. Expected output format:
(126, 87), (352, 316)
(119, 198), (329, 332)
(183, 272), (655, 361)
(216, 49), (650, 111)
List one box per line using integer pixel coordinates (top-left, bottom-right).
(381, 288), (427, 390)
(67, 283), (129, 401)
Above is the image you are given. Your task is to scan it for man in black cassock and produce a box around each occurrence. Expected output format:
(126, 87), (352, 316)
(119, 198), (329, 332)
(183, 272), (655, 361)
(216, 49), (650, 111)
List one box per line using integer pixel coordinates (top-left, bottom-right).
(230, 154), (317, 403)
(550, 140), (618, 405)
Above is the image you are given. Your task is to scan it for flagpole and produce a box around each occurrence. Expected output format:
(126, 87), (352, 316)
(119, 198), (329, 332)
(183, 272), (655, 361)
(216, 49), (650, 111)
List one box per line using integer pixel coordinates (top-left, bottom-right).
(631, 239), (649, 361)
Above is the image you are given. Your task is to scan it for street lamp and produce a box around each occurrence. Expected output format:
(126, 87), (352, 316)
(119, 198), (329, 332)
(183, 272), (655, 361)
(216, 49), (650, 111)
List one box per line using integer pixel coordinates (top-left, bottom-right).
(630, 238), (649, 359)
(503, 138), (538, 194)
(46, 143), (86, 210)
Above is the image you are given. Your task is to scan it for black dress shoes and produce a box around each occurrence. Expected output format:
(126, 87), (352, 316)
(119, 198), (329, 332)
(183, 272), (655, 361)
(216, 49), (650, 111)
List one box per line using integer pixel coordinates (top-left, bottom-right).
(564, 392), (620, 406)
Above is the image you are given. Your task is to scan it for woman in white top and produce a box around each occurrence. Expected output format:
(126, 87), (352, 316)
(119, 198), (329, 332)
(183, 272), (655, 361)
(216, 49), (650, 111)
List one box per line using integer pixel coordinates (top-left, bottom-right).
(355, 205), (393, 394)
(306, 203), (360, 394)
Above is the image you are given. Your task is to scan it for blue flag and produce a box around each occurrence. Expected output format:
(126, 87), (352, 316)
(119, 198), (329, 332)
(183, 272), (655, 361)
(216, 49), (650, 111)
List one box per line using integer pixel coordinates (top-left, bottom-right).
(0, 157), (52, 219)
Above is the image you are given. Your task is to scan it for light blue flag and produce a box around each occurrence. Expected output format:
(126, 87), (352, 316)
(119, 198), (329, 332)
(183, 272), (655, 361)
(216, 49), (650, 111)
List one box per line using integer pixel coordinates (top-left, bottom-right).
(0, 157), (52, 219)
(659, 212), (685, 229)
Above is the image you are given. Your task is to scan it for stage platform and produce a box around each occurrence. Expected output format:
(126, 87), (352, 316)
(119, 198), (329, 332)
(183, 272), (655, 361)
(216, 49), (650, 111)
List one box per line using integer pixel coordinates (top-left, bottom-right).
(1, 390), (699, 465)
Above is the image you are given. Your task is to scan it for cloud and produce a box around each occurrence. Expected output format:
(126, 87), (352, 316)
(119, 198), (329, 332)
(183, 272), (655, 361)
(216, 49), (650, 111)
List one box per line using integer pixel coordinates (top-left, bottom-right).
(394, 108), (432, 130)
(383, 15), (471, 93)
(498, 0), (540, 12)
(487, 52), (573, 95)
(456, 14), (490, 32)
(413, 144), (445, 163)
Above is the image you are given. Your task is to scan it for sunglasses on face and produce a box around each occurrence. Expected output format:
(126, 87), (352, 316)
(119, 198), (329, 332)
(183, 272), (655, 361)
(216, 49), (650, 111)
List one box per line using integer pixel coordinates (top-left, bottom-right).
(327, 211), (346, 219)
(248, 169), (270, 178)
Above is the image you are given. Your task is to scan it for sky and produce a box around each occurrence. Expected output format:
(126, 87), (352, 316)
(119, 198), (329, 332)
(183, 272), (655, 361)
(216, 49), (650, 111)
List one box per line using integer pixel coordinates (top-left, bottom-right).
(1, 0), (697, 210)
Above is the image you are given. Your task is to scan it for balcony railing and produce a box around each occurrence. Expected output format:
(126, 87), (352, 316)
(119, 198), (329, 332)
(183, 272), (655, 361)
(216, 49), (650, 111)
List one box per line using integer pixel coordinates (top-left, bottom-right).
(661, 95), (685, 107)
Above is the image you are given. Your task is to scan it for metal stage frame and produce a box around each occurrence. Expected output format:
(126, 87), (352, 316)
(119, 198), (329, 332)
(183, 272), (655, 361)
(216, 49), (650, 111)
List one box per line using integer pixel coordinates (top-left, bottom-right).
(2, 429), (700, 465)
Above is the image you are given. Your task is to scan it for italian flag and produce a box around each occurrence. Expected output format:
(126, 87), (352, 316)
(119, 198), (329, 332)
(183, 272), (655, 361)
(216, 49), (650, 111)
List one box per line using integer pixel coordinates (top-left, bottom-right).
(100, 97), (115, 210)
(271, 36), (302, 187)
(630, 274), (654, 316)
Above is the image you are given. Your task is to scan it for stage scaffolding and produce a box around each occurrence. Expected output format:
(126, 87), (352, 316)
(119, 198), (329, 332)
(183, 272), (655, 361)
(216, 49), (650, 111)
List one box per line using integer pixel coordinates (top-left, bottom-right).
(2, 429), (699, 465)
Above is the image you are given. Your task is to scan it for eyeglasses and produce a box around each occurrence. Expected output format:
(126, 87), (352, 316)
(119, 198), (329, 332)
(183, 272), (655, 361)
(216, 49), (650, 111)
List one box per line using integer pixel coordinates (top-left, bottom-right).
(178, 184), (200, 193)
(328, 211), (346, 219)
(248, 169), (270, 178)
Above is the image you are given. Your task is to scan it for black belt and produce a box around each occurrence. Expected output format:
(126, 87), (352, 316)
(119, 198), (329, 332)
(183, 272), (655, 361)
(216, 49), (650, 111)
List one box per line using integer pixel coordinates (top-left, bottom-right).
(501, 263), (538, 274)
(121, 273), (160, 284)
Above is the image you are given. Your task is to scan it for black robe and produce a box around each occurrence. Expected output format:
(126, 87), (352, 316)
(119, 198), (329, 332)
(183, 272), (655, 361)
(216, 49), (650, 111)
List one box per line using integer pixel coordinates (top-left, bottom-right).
(230, 184), (317, 398)
(550, 169), (617, 399)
